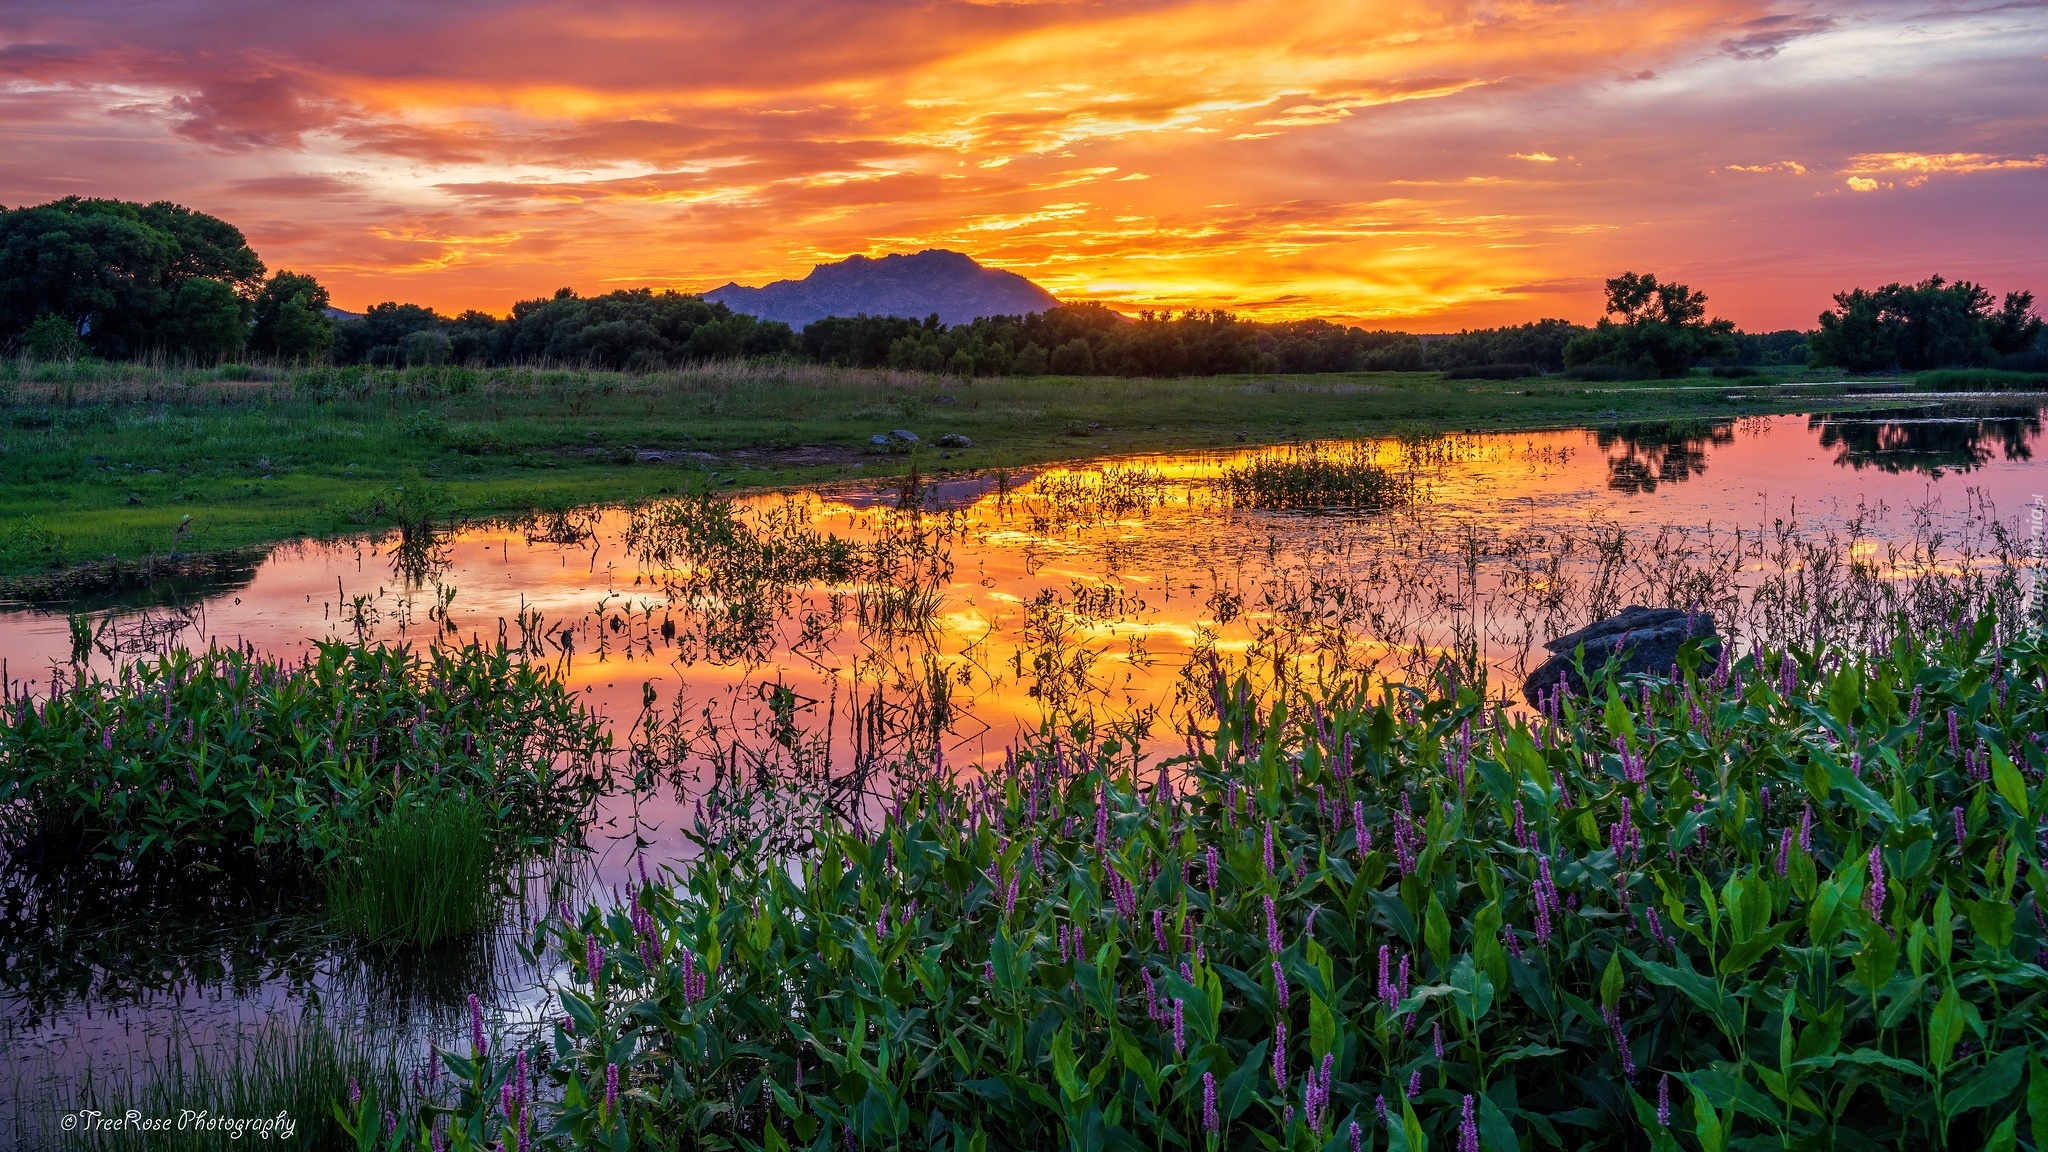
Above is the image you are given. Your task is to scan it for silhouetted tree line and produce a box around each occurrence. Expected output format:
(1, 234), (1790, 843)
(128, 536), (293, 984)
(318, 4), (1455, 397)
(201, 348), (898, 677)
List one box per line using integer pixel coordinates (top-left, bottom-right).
(3, 199), (2040, 378)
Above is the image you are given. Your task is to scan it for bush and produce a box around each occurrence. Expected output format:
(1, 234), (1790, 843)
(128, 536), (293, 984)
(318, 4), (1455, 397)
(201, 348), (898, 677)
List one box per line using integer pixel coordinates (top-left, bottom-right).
(0, 641), (609, 867)
(436, 615), (2048, 1151)
(1442, 363), (1539, 380)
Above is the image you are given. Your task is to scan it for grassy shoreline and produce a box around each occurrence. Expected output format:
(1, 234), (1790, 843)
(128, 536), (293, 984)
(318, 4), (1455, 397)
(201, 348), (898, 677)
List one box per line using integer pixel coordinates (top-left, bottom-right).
(0, 356), (2016, 596)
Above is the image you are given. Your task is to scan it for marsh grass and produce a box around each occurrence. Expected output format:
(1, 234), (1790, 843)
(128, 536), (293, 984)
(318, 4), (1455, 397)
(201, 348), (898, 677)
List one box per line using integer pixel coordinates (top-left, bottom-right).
(325, 799), (497, 949)
(0, 353), (1836, 585)
(37, 1010), (394, 1152)
(1216, 441), (1416, 509)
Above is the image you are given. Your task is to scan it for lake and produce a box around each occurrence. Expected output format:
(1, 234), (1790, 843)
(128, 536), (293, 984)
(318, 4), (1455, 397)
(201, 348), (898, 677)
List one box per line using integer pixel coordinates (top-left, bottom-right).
(3, 401), (2044, 1126)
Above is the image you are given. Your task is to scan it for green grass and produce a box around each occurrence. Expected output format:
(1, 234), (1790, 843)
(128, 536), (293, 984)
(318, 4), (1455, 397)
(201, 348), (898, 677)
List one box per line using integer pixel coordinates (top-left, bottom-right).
(0, 357), (1855, 588)
(325, 798), (496, 949)
(38, 1010), (394, 1152)
(1910, 368), (2048, 391)
(1216, 441), (1415, 509)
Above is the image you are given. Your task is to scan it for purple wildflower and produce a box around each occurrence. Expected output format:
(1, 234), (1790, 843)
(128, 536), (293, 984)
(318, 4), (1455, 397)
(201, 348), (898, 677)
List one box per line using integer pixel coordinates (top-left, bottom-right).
(1407, 1070), (1422, 1098)
(1273, 1020), (1287, 1089)
(1776, 828), (1792, 875)
(1273, 960), (1290, 1012)
(1203, 1071), (1219, 1134)
(1604, 1006), (1637, 1079)
(1173, 998), (1186, 1057)
(1657, 1074), (1671, 1127)
(1953, 806), (1966, 850)
(1354, 801), (1370, 857)
(1206, 845), (1220, 888)
(1265, 895), (1283, 954)
(1799, 805), (1812, 853)
(469, 994), (486, 1058)
(588, 935), (606, 990)
(1458, 1095), (1479, 1152)
(1865, 845), (1886, 921)
(606, 1063), (619, 1116)
(1433, 1022), (1444, 1061)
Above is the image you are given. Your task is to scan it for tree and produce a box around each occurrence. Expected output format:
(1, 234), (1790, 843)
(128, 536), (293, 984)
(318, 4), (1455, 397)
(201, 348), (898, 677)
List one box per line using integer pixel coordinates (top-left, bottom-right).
(0, 198), (262, 358)
(248, 271), (335, 361)
(1049, 338), (1095, 375)
(1810, 276), (2037, 371)
(1563, 272), (1735, 377)
(159, 276), (246, 362)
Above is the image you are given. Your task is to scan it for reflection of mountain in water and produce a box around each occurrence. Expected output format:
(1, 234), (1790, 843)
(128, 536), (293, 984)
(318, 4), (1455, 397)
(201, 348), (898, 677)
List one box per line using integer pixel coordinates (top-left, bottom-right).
(1810, 405), (2040, 478)
(1595, 421), (1737, 494)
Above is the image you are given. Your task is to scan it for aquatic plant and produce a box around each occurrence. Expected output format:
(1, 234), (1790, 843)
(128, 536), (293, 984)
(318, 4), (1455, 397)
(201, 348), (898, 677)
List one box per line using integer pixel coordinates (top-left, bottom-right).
(1217, 443), (1415, 510)
(38, 1010), (396, 1152)
(0, 640), (610, 867)
(325, 798), (498, 949)
(410, 612), (2048, 1150)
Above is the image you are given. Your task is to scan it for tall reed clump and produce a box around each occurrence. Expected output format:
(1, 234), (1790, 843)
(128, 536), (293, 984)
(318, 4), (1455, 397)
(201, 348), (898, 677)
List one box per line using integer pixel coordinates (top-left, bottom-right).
(1217, 442), (1415, 510)
(414, 612), (2045, 1151)
(0, 639), (610, 868)
(42, 1011), (395, 1152)
(326, 798), (496, 949)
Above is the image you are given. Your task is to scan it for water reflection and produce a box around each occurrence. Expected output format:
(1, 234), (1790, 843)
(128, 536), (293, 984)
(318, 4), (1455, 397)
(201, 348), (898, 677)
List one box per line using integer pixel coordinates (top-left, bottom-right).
(1596, 419), (1737, 493)
(3, 409), (2046, 1115)
(1810, 402), (2041, 477)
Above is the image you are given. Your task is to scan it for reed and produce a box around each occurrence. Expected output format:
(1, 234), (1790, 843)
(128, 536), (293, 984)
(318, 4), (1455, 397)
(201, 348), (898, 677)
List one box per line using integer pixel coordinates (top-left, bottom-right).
(325, 798), (497, 949)
(38, 1010), (394, 1152)
(1216, 442), (1416, 510)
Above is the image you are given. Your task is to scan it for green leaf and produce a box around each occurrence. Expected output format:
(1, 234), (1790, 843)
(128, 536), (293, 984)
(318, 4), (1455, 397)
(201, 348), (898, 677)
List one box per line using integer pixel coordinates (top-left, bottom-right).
(1309, 992), (1336, 1062)
(1991, 745), (2030, 819)
(1603, 687), (1635, 746)
(1472, 902), (1507, 991)
(1719, 922), (1794, 975)
(2027, 1055), (2048, 1152)
(1929, 984), (1966, 1071)
(1946, 1047), (2027, 1119)
(1425, 895), (1452, 971)
(1687, 1079), (1727, 1152)
(1827, 671), (1859, 728)
(1402, 1096), (1428, 1152)
(1478, 1091), (1520, 1152)
(1967, 898), (2017, 951)
(1600, 950), (1624, 1013)
(1051, 1022), (1087, 1103)
(1986, 1111), (2019, 1152)
(1218, 1042), (1267, 1123)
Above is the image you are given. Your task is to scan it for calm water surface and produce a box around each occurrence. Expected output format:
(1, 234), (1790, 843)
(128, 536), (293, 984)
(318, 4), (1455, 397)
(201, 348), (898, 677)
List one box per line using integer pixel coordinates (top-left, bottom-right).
(2, 403), (2044, 1118)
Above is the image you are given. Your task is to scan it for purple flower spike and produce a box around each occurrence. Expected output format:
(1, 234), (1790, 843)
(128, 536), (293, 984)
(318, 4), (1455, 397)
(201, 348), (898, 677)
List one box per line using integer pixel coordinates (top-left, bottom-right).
(468, 994), (486, 1058)
(1203, 1071), (1219, 1134)
(1776, 828), (1792, 875)
(1273, 960), (1290, 1012)
(1407, 1070), (1421, 1098)
(1351, 1120), (1363, 1152)
(1273, 1020), (1287, 1088)
(1952, 806), (1966, 850)
(1657, 1074), (1671, 1127)
(1206, 845), (1220, 888)
(606, 1063), (620, 1117)
(1458, 1095), (1479, 1152)
(1865, 845), (1886, 921)
(588, 936), (606, 990)
(1265, 895), (1283, 954)
(1173, 998), (1186, 1057)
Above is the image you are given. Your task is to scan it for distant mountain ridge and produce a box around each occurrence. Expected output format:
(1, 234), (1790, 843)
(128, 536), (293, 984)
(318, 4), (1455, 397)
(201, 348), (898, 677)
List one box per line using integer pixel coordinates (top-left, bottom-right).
(704, 250), (1059, 327)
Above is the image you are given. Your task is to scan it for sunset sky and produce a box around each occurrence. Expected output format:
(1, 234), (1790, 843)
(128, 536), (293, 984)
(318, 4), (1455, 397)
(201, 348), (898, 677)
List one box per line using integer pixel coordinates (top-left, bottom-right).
(2, 1), (2044, 330)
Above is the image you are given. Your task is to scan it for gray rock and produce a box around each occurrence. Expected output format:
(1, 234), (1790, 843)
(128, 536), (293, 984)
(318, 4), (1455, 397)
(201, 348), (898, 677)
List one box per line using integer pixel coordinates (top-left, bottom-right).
(1522, 605), (1720, 705)
(936, 433), (972, 448)
(890, 429), (920, 444)
(870, 434), (893, 446)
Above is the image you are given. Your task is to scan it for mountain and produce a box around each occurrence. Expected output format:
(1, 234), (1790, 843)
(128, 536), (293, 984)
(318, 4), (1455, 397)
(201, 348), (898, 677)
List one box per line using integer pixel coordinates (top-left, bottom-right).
(703, 250), (1059, 327)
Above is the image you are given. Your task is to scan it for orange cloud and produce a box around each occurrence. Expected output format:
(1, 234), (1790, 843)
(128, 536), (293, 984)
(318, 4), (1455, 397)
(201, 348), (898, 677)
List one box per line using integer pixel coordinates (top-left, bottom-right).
(0, 0), (2043, 330)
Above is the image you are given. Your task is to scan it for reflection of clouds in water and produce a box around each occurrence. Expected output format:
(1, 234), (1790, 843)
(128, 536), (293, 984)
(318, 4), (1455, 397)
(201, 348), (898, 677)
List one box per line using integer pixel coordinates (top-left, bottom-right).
(4, 410), (2045, 1095)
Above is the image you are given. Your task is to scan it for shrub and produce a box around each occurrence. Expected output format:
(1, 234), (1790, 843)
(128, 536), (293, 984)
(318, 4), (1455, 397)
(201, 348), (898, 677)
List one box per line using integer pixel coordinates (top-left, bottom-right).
(0, 640), (609, 868)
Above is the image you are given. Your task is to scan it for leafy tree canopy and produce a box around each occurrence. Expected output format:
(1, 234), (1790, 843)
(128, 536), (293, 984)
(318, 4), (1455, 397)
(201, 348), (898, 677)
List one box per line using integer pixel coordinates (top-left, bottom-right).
(1563, 271), (1736, 378)
(1810, 275), (2043, 372)
(0, 197), (263, 359)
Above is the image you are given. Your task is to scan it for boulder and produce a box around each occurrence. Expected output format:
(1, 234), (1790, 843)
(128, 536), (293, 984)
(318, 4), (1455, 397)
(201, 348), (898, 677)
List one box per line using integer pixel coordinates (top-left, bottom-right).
(1521, 605), (1720, 705)
(890, 429), (921, 444)
(936, 433), (972, 448)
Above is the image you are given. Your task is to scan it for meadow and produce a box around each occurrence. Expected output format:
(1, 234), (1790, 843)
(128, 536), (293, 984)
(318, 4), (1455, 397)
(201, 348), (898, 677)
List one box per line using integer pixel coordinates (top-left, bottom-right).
(0, 355), (1904, 593)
